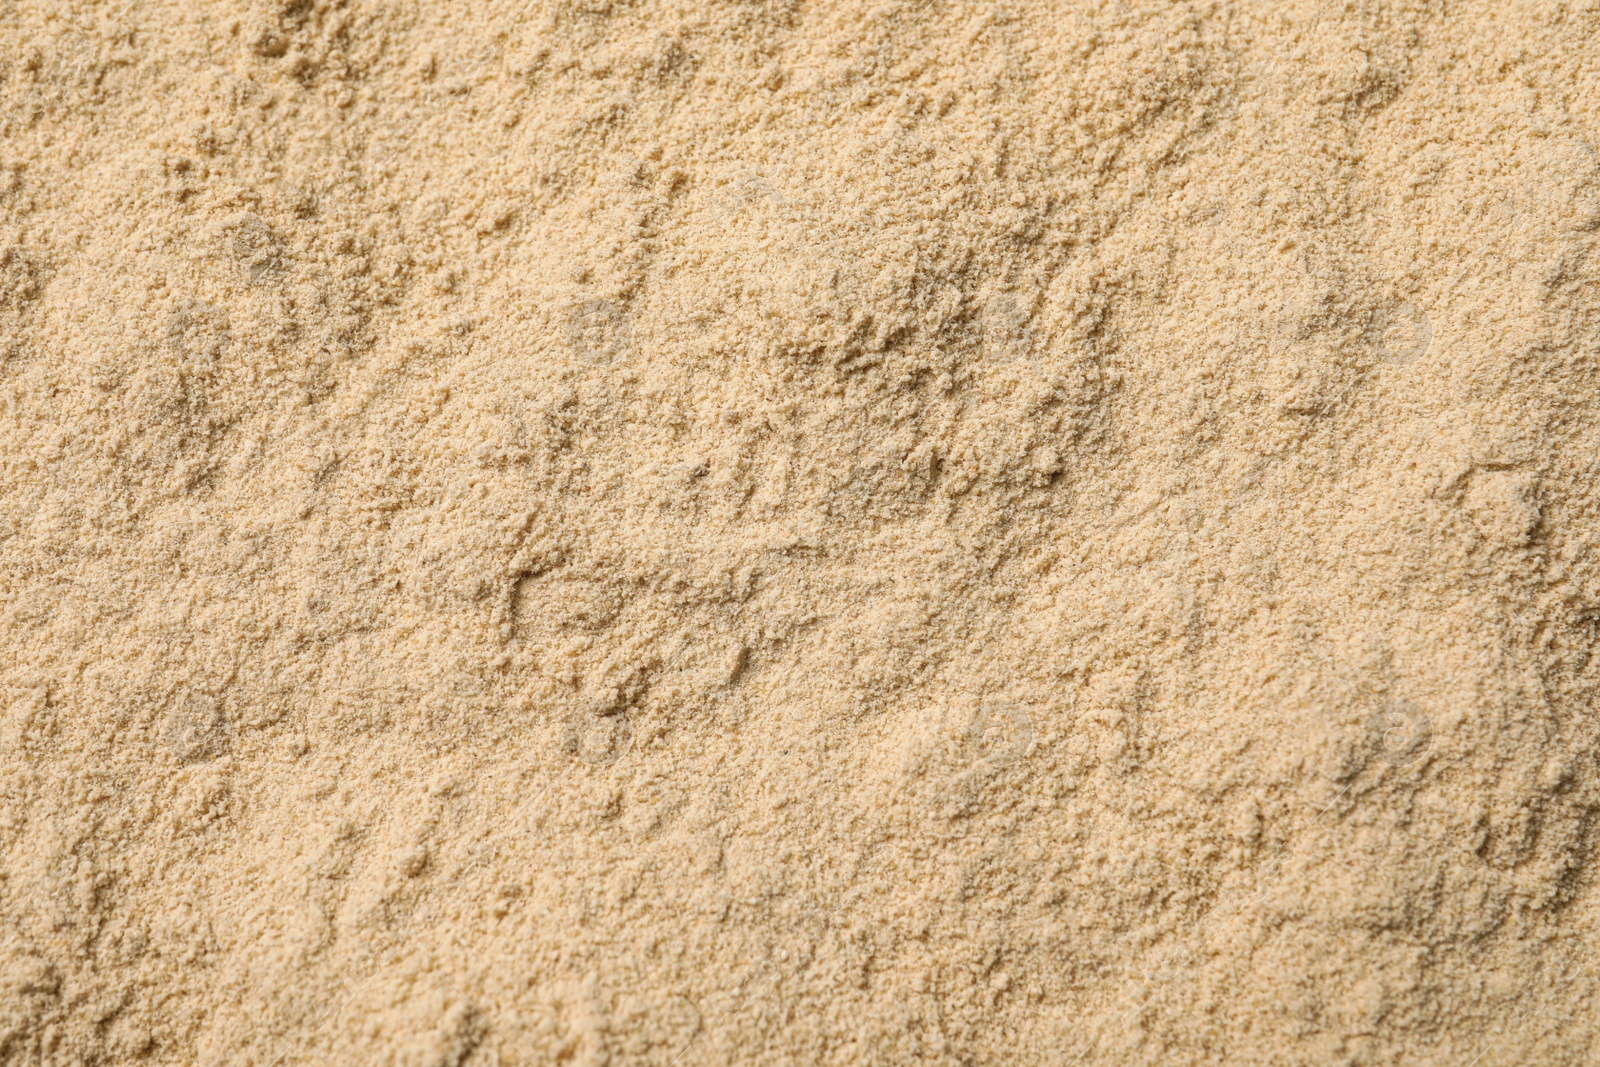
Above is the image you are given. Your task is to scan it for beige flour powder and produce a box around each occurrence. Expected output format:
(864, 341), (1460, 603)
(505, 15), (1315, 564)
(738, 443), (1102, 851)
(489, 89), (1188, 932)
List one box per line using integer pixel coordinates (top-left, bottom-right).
(3, 1), (1600, 1064)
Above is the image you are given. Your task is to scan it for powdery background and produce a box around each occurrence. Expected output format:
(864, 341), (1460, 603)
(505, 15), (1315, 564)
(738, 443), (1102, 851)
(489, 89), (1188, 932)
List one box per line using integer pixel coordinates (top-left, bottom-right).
(2, 1), (1599, 1064)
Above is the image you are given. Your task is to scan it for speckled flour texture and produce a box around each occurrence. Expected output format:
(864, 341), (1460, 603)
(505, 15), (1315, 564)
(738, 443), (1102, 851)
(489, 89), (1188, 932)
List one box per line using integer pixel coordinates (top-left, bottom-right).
(3, 1), (1600, 1064)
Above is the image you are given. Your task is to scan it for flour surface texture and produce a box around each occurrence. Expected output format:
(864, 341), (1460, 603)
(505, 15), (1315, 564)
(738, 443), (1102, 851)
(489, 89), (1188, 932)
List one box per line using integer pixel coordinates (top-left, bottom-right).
(2, 2), (1599, 1065)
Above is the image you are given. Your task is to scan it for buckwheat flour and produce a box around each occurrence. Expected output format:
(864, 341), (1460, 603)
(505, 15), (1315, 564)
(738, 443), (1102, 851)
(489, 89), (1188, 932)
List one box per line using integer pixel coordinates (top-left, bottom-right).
(2, 1), (1599, 1064)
